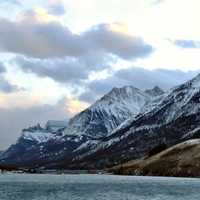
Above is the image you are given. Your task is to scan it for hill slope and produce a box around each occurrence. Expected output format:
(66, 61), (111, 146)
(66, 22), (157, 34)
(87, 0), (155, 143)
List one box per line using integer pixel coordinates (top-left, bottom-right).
(111, 139), (200, 177)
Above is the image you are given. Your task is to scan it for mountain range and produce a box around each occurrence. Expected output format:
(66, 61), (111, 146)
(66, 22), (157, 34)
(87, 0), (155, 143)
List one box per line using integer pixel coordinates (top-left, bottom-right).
(1, 74), (200, 173)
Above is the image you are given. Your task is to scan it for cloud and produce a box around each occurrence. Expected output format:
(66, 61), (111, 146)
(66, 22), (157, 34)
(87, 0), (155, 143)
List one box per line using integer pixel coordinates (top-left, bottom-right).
(79, 67), (200, 103)
(18, 8), (61, 24)
(0, 63), (6, 74)
(14, 55), (112, 84)
(0, 77), (22, 93)
(0, 15), (153, 59)
(14, 56), (88, 83)
(0, 62), (22, 93)
(151, 0), (165, 5)
(48, 2), (66, 16)
(5, 17), (152, 85)
(81, 24), (153, 60)
(174, 40), (200, 49)
(0, 0), (21, 6)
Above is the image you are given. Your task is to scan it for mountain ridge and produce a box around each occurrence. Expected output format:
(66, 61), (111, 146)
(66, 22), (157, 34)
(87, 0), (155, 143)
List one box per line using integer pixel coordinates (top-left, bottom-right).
(1, 74), (200, 171)
(0, 85), (160, 168)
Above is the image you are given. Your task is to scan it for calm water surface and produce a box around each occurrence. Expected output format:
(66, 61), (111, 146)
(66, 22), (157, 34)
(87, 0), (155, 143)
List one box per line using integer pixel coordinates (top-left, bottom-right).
(0, 174), (200, 200)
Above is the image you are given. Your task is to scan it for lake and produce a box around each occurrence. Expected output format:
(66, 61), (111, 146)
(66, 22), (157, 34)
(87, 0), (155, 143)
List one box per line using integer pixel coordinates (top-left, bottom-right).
(0, 174), (200, 200)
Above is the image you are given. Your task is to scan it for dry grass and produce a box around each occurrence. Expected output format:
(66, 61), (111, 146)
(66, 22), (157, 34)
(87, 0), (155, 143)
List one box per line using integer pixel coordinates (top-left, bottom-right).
(109, 139), (200, 177)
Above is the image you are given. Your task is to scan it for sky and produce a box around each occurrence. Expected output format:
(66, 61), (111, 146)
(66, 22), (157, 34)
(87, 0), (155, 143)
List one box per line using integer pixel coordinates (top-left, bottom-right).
(0, 0), (200, 149)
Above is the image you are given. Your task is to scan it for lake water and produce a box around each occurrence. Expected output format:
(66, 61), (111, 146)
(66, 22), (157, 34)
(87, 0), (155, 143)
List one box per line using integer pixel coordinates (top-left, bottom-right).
(0, 174), (200, 200)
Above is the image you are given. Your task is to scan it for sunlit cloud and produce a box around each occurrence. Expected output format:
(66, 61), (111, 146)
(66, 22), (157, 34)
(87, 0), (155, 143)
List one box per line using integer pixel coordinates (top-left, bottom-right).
(66, 99), (90, 116)
(18, 7), (60, 23)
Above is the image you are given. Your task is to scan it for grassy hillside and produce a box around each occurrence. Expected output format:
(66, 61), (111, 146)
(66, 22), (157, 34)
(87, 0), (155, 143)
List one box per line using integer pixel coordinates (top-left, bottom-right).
(110, 139), (200, 177)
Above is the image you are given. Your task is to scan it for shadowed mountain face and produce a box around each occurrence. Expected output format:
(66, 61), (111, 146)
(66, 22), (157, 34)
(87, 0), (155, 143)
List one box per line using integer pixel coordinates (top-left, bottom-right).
(145, 86), (164, 97)
(1, 74), (200, 171)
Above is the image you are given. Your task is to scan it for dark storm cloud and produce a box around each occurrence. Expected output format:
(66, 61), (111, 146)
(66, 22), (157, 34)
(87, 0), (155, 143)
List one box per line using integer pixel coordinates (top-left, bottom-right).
(0, 16), (153, 59)
(0, 98), (69, 150)
(174, 40), (200, 49)
(0, 18), (76, 58)
(79, 68), (200, 103)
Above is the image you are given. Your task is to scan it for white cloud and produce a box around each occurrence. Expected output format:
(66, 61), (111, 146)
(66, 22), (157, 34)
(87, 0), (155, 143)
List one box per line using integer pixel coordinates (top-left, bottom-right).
(0, 0), (200, 149)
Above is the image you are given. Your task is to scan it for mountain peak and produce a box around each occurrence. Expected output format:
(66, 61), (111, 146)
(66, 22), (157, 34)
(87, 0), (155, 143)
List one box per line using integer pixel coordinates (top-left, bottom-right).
(108, 85), (139, 95)
(95, 85), (148, 109)
(145, 86), (164, 97)
(64, 85), (151, 138)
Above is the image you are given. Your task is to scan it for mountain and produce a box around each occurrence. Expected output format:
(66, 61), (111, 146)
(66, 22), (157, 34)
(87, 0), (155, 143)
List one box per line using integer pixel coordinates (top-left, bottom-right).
(110, 139), (200, 177)
(64, 86), (152, 138)
(0, 86), (156, 168)
(72, 74), (200, 169)
(3, 72), (200, 172)
(145, 86), (164, 97)
(0, 124), (65, 167)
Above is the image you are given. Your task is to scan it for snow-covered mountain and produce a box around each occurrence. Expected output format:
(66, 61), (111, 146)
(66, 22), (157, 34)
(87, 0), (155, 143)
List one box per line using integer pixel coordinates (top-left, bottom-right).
(76, 74), (200, 168)
(22, 124), (63, 143)
(145, 86), (164, 97)
(0, 124), (64, 166)
(0, 86), (158, 168)
(64, 86), (152, 138)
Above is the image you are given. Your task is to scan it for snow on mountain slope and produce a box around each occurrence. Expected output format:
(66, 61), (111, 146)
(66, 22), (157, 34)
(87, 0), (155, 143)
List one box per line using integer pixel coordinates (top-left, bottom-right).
(22, 131), (55, 143)
(64, 86), (153, 138)
(21, 124), (62, 144)
(112, 74), (200, 136)
(108, 92), (166, 136)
